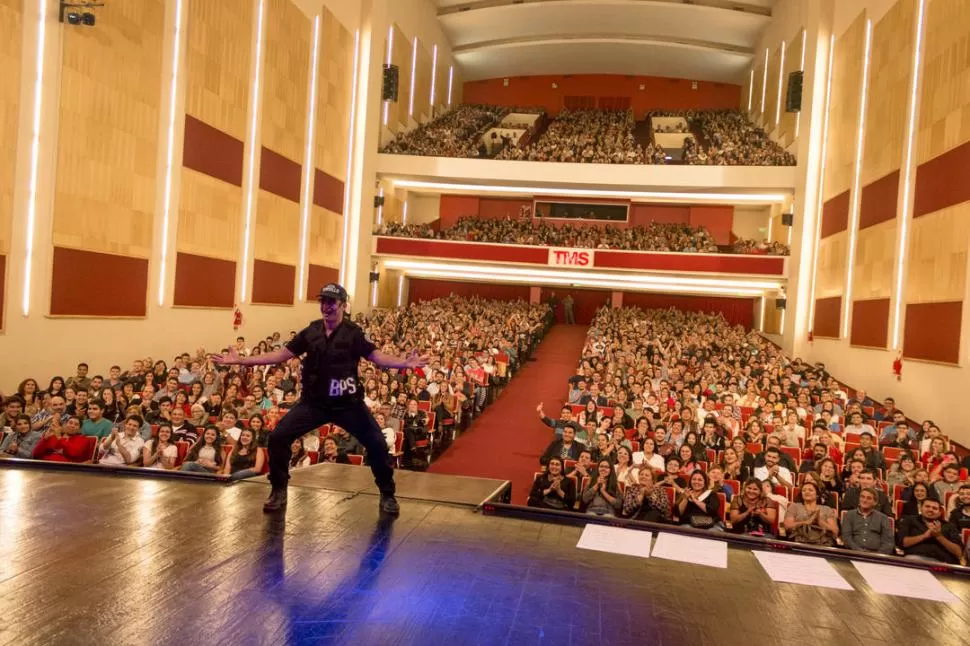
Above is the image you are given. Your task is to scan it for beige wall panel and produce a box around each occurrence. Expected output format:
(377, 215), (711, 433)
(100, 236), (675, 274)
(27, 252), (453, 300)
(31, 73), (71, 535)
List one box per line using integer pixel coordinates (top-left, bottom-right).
(778, 29), (803, 148)
(393, 24), (412, 129)
(852, 219), (897, 300)
(916, 0), (970, 163)
(751, 61), (765, 126)
(815, 232), (847, 299)
(315, 9), (353, 181)
(0, 0), (22, 255)
(765, 46), (782, 134)
(823, 13), (867, 201)
(184, 0), (252, 138)
(763, 297), (782, 335)
(261, 0), (310, 160)
(862, 0), (914, 185)
(254, 190), (300, 264)
(52, 0), (165, 258)
(413, 41), (432, 122)
(308, 204), (341, 268)
(177, 168), (242, 261)
(382, 191), (402, 226)
(905, 204), (970, 304)
(434, 51), (449, 112)
(453, 69), (464, 105)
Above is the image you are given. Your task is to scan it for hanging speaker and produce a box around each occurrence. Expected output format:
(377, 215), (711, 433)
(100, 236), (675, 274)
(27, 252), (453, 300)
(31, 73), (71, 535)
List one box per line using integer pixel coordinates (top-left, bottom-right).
(781, 212), (794, 226)
(785, 71), (803, 112)
(382, 64), (399, 102)
(775, 298), (787, 310)
(374, 195), (385, 208)
(369, 271), (380, 283)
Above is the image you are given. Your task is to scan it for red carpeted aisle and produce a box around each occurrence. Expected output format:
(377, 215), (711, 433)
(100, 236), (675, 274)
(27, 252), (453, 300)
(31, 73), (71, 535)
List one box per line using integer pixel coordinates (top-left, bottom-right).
(427, 324), (587, 504)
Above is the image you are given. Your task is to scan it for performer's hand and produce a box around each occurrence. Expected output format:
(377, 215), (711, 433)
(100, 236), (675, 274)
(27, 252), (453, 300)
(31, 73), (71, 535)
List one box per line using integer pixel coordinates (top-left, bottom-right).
(210, 347), (241, 366)
(404, 352), (429, 369)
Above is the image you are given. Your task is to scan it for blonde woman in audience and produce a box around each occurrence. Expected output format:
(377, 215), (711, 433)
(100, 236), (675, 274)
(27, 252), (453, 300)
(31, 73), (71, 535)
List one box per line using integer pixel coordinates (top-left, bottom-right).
(143, 423), (179, 470)
(189, 403), (208, 428)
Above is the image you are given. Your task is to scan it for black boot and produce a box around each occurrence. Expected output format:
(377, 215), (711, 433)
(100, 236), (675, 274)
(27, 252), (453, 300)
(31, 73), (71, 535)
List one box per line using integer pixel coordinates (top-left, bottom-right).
(263, 486), (288, 512)
(380, 494), (400, 515)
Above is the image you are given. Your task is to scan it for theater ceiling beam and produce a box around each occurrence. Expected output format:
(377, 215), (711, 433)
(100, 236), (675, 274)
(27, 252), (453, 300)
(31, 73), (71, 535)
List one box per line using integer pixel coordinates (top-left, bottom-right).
(437, 0), (775, 19)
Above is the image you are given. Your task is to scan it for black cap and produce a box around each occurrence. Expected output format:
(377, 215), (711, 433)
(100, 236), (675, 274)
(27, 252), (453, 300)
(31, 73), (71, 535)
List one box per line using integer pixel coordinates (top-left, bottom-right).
(317, 283), (348, 302)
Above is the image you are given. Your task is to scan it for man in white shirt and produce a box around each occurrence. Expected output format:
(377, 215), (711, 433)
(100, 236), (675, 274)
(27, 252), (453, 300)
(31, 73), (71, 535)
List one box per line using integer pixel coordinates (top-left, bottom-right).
(844, 411), (876, 437)
(98, 415), (146, 466)
(754, 447), (793, 488)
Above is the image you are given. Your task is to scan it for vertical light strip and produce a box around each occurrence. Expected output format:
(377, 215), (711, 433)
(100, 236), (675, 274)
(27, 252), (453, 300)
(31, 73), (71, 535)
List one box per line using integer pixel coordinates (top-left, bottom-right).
(891, 0), (926, 350)
(775, 41), (786, 127)
(240, 0), (266, 303)
(767, 212), (774, 242)
(760, 48), (769, 114)
(786, 210), (794, 245)
(795, 28), (807, 137)
(430, 44), (438, 109)
(807, 34), (836, 328)
(447, 65), (454, 106)
(779, 306), (787, 332)
(396, 273), (404, 307)
(408, 37), (418, 118)
(402, 198), (408, 225)
(376, 185), (384, 225)
(842, 19), (873, 338)
(370, 278), (378, 307)
(747, 69), (754, 111)
(157, 0), (184, 306)
(382, 25), (392, 126)
(339, 30), (361, 283)
(22, 0), (49, 316)
(759, 296), (766, 331)
(297, 15), (322, 303)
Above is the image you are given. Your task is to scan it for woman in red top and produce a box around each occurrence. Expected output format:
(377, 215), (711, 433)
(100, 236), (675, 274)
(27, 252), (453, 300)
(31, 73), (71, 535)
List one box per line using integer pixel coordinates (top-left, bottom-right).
(923, 437), (948, 479)
(32, 416), (92, 462)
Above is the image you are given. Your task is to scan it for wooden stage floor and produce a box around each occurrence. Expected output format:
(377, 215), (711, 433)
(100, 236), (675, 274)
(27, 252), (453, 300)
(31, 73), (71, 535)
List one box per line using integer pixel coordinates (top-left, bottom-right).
(2, 467), (970, 646)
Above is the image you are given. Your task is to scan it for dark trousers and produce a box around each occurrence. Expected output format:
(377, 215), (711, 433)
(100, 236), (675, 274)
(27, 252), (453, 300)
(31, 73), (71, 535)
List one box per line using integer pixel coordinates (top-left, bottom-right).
(268, 401), (395, 495)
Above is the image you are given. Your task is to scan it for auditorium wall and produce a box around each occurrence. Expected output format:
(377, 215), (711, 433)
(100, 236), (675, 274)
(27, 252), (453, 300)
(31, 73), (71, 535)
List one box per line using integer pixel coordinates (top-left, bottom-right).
(0, 0), (360, 393)
(462, 75), (742, 116)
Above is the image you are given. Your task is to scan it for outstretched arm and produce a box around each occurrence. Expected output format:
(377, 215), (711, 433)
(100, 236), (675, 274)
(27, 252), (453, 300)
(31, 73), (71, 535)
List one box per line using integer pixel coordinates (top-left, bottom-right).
(368, 350), (428, 370)
(211, 346), (295, 367)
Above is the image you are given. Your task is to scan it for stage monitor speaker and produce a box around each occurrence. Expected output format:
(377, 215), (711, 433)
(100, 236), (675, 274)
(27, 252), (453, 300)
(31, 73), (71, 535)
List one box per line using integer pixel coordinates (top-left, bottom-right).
(785, 71), (803, 112)
(775, 298), (787, 310)
(382, 64), (399, 102)
(373, 195), (385, 208)
(781, 212), (793, 226)
(369, 271), (380, 283)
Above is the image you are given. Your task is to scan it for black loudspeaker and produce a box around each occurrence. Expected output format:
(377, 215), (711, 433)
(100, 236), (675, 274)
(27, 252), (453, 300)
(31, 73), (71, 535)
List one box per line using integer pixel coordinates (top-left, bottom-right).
(786, 71), (803, 112)
(776, 298), (787, 310)
(374, 195), (385, 208)
(781, 212), (793, 226)
(382, 64), (399, 102)
(369, 271), (380, 283)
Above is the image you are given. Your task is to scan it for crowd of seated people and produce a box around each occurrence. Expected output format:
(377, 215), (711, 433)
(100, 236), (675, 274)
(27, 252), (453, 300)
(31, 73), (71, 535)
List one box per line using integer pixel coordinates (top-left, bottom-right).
(379, 104), (509, 157)
(378, 216), (721, 253)
(651, 109), (796, 166)
(529, 306), (970, 565)
(0, 296), (551, 476)
(497, 109), (661, 164)
(732, 236), (791, 256)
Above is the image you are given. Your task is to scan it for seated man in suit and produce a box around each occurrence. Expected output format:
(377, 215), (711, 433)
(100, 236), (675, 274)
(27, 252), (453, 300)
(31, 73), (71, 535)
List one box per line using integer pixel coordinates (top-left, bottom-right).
(842, 468), (893, 516)
(540, 426), (583, 467)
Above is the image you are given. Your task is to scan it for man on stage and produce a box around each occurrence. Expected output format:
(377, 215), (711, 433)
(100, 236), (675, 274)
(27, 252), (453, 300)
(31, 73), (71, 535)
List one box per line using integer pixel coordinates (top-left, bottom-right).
(212, 283), (427, 514)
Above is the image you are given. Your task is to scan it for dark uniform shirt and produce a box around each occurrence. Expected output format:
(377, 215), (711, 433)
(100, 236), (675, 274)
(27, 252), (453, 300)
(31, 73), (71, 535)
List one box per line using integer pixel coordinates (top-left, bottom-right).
(286, 319), (376, 407)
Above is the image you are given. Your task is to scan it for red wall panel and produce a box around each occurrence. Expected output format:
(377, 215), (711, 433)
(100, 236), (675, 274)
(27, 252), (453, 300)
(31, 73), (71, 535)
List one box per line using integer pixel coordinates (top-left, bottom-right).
(173, 253), (235, 308)
(914, 139), (970, 218)
(904, 301), (962, 364)
(688, 206), (734, 245)
(251, 260), (295, 305)
(306, 264), (340, 300)
(594, 250), (784, 275)
(629, 204), (690, 227)
(821, 190), (851, 239)
(541, 287), (611, 325)
(438, 195), (481, 229)
(259, 147), (301, 203)
(859, 170), (899, 230)
(813, 296), (842, 339)
(408, 279), (529, 304)
(622, 292), (755, 329)
(182, 115), (244, 186)
(478, 198), (533, 220)
(463, 74), (741, 116)
(313, 169), (344, 214)
(850, 298), (889, 348)
(50, 247), (148, 317)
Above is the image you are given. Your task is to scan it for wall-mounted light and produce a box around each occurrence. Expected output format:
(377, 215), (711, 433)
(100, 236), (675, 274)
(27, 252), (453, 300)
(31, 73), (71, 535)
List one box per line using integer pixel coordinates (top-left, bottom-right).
(760, 48), (769, 114)
(447, 65), (454, 106)
(775, 41), (786, 126)
(747, 69), (754, 112)
(339, 30), (361, 284)
(157, 0), (185, 306)
(408, 36), (418, 118)
(795, 28), (807, 138)
(297, 15), (321, 303)
(382, 24), (392, 126)
(807, 33), (836, 329)
(429, 44), (438, 108)
(239, 0), (266, 303)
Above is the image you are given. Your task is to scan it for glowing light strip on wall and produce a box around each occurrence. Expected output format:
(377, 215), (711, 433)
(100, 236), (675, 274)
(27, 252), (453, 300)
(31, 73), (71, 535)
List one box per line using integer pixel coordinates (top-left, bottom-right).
(22, 0), (49, 316)
(297, 15), (322, 303)
(775, 41), (786, 127)
(376, 185), (384, 225)
(747, 69), (754, 112)
(402, 198), (408, 224)
(156, 0), (184, 307)
(396, 273), (404, 306)
(391, 180), (787, 204)
(767, 212), (774, 243)
(339, 30), (361, 284)
(758, 296), (766, 330)
(807, 34), (835, 328)
(408, 37), (417, 118)
(841, 19), (873, 338)
(382, 25), (392, 126)
(370, 279), (378, 307)
(398, 268), (767, 297)
(430, 44), (438, 108)
(447, 65), (454, 106)
(760, 48), (769, 114)
(382, 259), (784, 291)
(795, 28), (807, 137)
(239, 0), (266, 303)
(891, 0), (926, 350)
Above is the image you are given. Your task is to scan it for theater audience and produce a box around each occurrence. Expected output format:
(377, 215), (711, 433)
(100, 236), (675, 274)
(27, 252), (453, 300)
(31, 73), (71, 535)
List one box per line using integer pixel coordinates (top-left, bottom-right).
(582, 459), (622, 516)
(1, 414), (43, 459)
(32, 416), (92, 462)
(785, 481), (837, 546)
(180, 427), (224, 474)
(143, 424), (179, 470)
(221, 427), (263, 480)
(289, 438), (312, 470)
(319, 436), (351, 464)
(98, 415), (146, 467)
(841, 488), (895, 554)
(527, 457), (577, 510)
(381, 104), (509, 157)
(896, 498), (963, 564)
(621, 467), (672, 522)
(729, 477), (778, 536)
